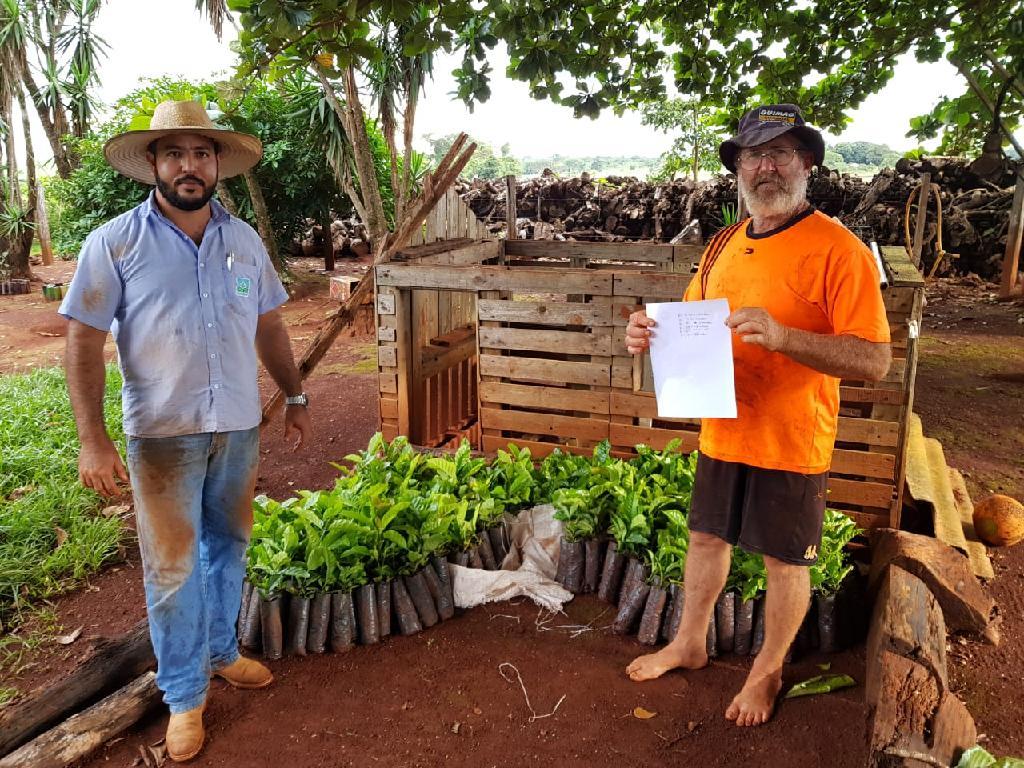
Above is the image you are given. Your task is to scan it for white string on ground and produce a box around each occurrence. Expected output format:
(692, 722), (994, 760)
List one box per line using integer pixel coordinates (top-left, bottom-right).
(534, 606), (611, 638)
(498, 662), (566, 723)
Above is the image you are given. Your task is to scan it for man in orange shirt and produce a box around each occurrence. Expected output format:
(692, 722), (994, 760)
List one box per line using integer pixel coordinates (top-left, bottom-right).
(624, 104), (891, 726)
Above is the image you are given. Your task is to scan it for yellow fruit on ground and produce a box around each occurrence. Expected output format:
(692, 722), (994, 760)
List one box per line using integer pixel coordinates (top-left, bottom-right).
(972, 494), (1024, 547)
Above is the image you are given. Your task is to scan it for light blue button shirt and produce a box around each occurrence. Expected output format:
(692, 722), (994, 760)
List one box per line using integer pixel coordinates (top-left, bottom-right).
(59, 192), (289, 438)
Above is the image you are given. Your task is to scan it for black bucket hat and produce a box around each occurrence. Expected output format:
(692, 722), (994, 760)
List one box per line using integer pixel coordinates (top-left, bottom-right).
(719, 103), (825, 173)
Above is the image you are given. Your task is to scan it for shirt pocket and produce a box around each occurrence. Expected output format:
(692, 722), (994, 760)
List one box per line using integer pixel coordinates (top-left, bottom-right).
(225, 263), (259, 304)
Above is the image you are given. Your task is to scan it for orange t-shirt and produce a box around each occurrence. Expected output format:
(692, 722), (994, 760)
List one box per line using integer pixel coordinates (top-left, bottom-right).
(682, 208), (890, 473)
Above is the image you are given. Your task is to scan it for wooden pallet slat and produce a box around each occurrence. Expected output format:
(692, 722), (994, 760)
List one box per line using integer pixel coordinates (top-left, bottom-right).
(478, 326), (613, 356)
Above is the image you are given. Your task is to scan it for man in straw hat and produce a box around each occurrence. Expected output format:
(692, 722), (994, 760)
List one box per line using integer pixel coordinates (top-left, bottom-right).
(60, 100), (312, 761)
(624, 104), (891, 726)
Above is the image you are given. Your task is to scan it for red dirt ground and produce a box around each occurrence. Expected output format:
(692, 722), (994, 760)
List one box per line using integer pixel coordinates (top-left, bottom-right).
(2, 265), (1022, 766)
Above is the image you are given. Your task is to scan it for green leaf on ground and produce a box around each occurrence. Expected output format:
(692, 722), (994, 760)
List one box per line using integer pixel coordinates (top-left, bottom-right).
(784, 674), (856, 699)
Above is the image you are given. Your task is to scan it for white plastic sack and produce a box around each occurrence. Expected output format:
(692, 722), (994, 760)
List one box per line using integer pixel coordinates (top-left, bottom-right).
(452, 504), (572, 612)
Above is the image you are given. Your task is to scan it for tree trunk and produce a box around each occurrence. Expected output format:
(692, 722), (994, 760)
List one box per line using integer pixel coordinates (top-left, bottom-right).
(215, 181), (240, 216)
(0, 621), (154, 756)
(241, 169), (285, 274)
(321, 206), (335, 271)
(12, 86), (38, 279)
(380, 96), (402, 227)
(317, 65), (390, 248)
(400, 72), (420, 223)
(20, 64), (73, 179)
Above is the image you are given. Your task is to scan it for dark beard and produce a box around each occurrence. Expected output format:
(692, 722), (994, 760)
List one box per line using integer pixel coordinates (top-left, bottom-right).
(155, 173), (216, 212)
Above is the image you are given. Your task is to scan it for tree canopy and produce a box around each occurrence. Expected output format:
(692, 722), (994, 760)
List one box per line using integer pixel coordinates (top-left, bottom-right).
(227, 0), (1022, 155)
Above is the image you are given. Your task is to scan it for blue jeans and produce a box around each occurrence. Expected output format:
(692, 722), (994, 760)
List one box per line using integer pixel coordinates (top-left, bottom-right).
(127, 428), (259, 713)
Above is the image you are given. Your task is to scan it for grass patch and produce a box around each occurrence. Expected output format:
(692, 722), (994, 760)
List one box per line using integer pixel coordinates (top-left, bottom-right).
(0, 366), (125, 634)
(319, 343), (378, 375)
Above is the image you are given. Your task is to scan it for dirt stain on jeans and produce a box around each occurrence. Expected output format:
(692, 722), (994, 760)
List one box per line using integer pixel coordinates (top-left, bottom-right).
(134, 442), (196, 584)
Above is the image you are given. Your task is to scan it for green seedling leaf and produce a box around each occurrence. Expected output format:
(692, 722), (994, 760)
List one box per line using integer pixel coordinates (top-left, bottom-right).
(817, 662), (832, 671)
(784, 674), (855, 699)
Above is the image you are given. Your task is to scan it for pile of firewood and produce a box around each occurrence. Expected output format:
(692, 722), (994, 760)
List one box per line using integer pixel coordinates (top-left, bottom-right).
(452, 159), (1021, 280)
(296, 217), (371, 259)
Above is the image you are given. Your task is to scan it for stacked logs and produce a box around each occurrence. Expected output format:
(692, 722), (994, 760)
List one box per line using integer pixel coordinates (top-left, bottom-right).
(449, 159), (1021, 280)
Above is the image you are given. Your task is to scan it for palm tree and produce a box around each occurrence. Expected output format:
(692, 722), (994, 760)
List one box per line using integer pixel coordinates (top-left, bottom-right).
(364, 6), (433, 223)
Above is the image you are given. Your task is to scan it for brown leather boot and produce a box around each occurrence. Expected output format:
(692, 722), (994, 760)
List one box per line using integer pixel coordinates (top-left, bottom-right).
(166, 703), (205, 762)
(213, 656), (274, 689)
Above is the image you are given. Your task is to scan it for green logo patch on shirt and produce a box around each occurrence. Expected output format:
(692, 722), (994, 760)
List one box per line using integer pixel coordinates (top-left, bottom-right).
(235, 276), (252, 297)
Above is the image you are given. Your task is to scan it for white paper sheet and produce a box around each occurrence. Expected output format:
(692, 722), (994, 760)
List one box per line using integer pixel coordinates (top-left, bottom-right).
(646, 299), (737, 419)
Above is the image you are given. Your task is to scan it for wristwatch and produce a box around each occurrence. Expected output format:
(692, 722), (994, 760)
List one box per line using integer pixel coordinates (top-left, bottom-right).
(285, 393), (310, 407)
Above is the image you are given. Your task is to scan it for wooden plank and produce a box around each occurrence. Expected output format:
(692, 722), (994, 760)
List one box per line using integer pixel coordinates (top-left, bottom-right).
(478, 326), (612, 355)
(394, 237), (473, 261)
(379, 373), (398, 394)
(1000, 170), (1024, 298)
(377, 264), (614, 294)
(882, 288), (917, 312)
(613, 272), (691, 298)
(479, 380), (608, 414)
(836, 416), (901, 446)
(911, 172), (931, 267)
(609, 423), (700, 452)
(376, 294), (396, 315)
(378, 345), (397, 368)
(406, 239), (502, 266)
(609, 391), (701, 426)
(393, 289), (413, 437)
(836, 509), (891, 532)
(612, 302), (644, 326)
(377, 326), (397, 342)
(381, 422), (400, 441)
(672, 244), (703, 266)
(480, 407), (609, 441)
(879, 246), (925, 287)
(505, 239), (675, 262)
(611, 356), (635, 389)
(478, 299), (612, 326)
(482, 435), (594, 459)
(506, 175), (517, 239)
(839, 386), (904, 405)
(379, 397), (399, 420)
(830, 448), (897, 479)
(420, 337), (477, 380)
(827, 477), (895, 508)
(480, 354), (610, 387)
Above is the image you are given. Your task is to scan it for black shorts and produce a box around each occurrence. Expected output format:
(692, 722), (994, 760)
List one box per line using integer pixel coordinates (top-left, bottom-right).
(689, 453), (827, 566)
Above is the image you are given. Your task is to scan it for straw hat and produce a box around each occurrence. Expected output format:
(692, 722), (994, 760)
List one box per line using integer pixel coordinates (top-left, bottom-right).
(103, 100), (263, 184)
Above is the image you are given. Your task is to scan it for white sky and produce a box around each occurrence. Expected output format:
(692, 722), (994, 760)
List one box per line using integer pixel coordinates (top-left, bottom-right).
(17, 0), (966, 169)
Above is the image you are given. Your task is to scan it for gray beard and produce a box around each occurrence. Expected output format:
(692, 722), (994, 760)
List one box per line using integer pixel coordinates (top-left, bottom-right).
(739, 172), (809, 219)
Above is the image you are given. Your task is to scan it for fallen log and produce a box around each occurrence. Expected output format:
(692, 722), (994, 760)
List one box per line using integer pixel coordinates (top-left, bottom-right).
(0, 620), (154, 757)
(0, 671), (161, 768)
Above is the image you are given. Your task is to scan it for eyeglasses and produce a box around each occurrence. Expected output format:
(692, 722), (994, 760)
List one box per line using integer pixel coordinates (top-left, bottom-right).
(736, 147), (806, 170)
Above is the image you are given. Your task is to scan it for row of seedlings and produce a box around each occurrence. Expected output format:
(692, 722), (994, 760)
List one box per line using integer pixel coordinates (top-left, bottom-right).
(236, 436), (537, 659)
(552, 440), (866, 656)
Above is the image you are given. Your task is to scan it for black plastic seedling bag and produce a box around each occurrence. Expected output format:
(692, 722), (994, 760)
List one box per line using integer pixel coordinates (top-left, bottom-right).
(638, 584), (668, 645)
(354, 583), (380, 645)
(431, 554), (456, 621)
(612, 559), (650, 635)
(557, 539), (585, 594)
(306, 592), (331, 654)
(583, 538), (605, 594)
(329, 591), (356, 653)
(260, 593), (284, 661)
(405, 570), (439, 628)
(597, 541), (626, 604)
(376, 579), (393, 638)
(285, 595), (310, 657)
(391, 578), (423, 636)
(733, 597), (756, 656)
(240, 586), (263, 651)
(477, 532), (498, 570)
(715, 592), (736, 654)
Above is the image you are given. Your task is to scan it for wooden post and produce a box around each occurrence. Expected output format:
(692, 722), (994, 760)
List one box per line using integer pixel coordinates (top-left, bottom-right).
(505, 175), (517, 240)
(321, 207), (335, 271)
(35, 183), (54, 265)
(999, 169), (1024, 298)
(911, 172), (931, 268)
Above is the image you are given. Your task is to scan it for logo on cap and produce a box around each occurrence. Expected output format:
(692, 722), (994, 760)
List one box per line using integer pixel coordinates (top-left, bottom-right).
(758, 107), (797, 125)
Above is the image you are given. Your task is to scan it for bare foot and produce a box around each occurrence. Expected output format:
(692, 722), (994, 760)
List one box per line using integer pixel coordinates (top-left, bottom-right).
(725, 669), (782, 727)
(626, 642), (708, 682)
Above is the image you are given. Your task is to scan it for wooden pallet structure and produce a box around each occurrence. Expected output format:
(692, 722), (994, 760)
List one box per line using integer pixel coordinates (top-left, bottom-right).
(375, 235), (925, 532)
